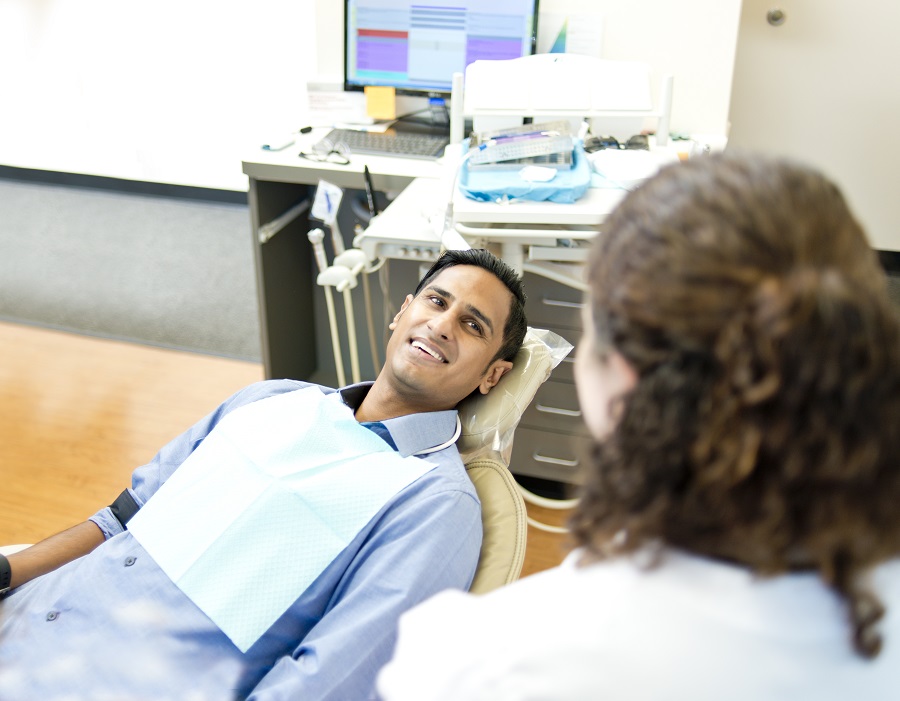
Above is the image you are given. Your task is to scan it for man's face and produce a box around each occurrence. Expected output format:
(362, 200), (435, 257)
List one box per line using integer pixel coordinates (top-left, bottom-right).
(383, 264), (514, 412)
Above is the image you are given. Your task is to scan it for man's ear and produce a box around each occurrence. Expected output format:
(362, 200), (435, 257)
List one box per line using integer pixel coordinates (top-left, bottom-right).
(388, 294), (414, 330)
(477, 360), (513, 395)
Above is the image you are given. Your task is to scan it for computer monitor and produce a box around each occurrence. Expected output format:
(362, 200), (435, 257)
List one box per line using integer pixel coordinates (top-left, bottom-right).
(344, 0), (540, 98)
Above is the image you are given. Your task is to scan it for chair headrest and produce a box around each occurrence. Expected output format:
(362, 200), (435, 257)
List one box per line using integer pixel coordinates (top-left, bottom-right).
(456, 327), (568, 463)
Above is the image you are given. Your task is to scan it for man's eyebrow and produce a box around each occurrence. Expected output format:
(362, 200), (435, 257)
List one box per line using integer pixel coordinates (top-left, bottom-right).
(427, 284), (495, 335)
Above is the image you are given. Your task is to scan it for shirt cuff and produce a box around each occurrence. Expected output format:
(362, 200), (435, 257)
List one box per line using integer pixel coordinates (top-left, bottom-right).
(90, 506), (126, 540)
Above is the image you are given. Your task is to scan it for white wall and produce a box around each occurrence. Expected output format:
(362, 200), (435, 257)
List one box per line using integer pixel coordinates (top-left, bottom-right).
(0, 0), (741, 190)
(728, 0), (900, 252)
(315, 0), (743, 138)
(0, 0), (316, 191)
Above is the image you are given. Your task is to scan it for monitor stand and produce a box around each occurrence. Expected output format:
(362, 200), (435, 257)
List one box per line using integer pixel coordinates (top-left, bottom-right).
(391, 115), (451, 138)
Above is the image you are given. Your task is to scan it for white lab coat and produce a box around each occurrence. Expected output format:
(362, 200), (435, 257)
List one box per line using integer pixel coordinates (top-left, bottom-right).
(378, 548), (900, 701)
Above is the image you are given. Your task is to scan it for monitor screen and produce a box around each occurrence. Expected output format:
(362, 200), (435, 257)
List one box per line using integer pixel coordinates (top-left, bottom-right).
(344, 0), (539, 97)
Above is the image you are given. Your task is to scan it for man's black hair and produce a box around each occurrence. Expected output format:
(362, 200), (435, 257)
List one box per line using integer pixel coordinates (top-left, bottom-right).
(415, 249), (528, 363)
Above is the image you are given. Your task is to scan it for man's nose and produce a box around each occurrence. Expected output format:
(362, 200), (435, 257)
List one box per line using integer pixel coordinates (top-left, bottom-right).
(427, 313), (454, 340)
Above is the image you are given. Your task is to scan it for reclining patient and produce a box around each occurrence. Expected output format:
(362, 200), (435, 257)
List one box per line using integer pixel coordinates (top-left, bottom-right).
(0, 248), (527, 700)
(378, 154), (900, 700)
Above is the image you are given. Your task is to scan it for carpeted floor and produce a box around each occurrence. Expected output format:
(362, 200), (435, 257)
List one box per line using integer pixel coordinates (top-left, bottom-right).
(2, 175), (899, 365)
(0, 177), (261, 360)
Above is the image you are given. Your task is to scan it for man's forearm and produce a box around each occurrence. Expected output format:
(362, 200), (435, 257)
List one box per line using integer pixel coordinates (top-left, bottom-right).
(7, 521), (105, 589)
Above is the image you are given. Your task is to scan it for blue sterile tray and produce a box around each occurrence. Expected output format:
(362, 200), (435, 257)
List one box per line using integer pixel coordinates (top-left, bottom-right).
(458, 144), (592, 204)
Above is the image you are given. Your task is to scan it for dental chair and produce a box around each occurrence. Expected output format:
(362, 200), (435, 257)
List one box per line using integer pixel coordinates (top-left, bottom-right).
(1, 328), (558, 593)
(456, 327), (555, 593)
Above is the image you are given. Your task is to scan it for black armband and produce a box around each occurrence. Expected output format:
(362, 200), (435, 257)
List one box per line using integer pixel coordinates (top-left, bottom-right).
(109, 489), (141, 529)
(0, 553), (11, 595)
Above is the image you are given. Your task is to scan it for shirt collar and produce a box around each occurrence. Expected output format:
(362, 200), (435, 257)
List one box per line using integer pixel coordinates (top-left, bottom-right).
(338, 382), (460, 458)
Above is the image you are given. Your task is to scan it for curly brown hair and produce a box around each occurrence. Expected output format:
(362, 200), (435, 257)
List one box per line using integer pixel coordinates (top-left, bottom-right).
(571, 152), (900, 658)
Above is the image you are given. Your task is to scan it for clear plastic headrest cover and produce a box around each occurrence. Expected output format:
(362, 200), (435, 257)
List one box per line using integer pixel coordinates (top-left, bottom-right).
(457, 327), (573, 464)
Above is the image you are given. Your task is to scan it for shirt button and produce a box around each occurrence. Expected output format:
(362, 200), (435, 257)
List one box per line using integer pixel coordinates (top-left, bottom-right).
(124, 556), (137, 567)
(46, 611), (59, 621)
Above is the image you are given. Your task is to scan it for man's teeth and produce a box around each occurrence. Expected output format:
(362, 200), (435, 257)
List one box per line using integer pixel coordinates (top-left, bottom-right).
(412, 340), (445, 362)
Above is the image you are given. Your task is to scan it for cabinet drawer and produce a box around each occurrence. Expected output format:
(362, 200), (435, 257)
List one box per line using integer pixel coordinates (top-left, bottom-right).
(552, 353), (577, 384)
(521, 380), (589, 436)
(524, 276), (585, 331)
(510, 427), (591, 485)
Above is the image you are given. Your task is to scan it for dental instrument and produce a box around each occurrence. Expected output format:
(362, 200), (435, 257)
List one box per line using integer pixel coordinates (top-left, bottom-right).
(333, 247), (370, 380)
(308, 228), (347, 387)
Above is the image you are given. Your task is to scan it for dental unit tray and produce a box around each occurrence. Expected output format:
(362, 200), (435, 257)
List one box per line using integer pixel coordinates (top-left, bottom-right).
(468, 121), (574, 166)
(467, 151), (574, 172)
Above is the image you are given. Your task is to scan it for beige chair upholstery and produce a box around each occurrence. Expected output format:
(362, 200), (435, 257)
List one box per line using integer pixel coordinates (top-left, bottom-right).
(456, 328), (555, 594)
(463, 458), (528, 593)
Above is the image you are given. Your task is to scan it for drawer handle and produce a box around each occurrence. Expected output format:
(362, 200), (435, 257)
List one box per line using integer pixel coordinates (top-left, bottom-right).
(535, 403), (582, 418)
(532, 452), (579, 468)
(542, 297), (584, 310)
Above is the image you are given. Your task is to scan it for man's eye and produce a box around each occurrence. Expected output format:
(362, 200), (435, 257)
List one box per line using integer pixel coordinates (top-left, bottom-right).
(428, 296), (444, 306)
(467, 320), (483, 334)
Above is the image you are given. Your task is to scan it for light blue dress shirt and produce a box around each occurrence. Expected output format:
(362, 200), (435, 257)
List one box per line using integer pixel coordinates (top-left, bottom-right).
(0, 380), (482, 701)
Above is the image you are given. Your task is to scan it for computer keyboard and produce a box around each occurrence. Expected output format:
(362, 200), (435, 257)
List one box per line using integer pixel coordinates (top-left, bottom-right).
(322, 128), (450, 160)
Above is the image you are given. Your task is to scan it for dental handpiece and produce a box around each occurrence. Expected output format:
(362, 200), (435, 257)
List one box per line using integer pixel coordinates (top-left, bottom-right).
(308, 228), (329, 273)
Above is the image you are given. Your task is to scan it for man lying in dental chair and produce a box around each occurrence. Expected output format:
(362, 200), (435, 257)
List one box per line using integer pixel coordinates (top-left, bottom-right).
(0, 249), (527, 701)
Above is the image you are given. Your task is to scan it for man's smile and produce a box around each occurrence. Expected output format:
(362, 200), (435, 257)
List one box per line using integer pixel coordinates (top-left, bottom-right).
(410, 339), (448, 363)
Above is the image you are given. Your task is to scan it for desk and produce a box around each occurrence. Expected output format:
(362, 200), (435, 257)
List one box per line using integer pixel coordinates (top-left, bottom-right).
(243, 130), (444, 193)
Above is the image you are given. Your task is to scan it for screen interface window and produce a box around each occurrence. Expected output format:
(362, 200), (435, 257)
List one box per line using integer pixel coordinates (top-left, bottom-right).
(345, 0), (538, 95)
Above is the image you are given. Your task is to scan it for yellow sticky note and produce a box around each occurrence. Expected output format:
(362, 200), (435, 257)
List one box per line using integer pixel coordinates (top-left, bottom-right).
(365, 86), (397, 120)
